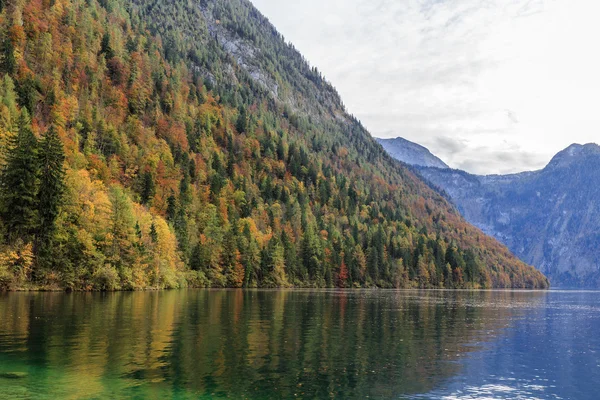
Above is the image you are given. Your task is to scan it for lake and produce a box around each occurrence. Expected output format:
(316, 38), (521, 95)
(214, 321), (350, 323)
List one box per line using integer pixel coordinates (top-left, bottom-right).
(0, 290), (598, 399)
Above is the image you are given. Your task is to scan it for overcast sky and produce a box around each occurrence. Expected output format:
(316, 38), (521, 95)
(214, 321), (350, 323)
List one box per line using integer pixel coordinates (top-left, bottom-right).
(249, 0), (600, 174)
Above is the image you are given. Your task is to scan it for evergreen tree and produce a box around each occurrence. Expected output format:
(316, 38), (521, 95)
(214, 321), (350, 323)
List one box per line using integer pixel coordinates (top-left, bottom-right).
(241, 224), (260, 287)
(100, 32), (114, 60)
(140, 170), (155, 205)
(190, 243), (203, 271)
(221, 221), (237, 270)
(135, 221), (142, 240)
(281, 230), (298, 281)
(149, 222), (158, 243)
(174, 207), (189, 256)
(301, 226), (321, 281)
(464, 250), (481, 284)
(263, 237), (287, 287)
(36, 124), (65, 265)
(236, 106), (247, 133)
(0, 32), (16, 75)
(166, 194), (177, 222)
(1, 110), (38, 242)
(367, 247), (379, 282)
(179, 173), (191, 207)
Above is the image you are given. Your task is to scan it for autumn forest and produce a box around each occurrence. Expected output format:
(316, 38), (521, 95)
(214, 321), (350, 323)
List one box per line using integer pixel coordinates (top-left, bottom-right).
(0, 0), (548, 290)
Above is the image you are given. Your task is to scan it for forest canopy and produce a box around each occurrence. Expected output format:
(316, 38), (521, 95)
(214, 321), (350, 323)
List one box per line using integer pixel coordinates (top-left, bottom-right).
(0, 0), (548, 290)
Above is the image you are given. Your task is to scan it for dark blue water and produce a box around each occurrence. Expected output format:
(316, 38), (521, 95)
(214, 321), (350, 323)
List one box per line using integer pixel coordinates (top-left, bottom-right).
(0, 290), (598, 399)
(417, 290), (600, 399)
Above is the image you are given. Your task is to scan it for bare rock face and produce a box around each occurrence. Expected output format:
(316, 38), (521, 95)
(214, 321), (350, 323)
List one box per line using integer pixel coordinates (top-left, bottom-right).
(383, 138), (600, 288)
(198, 3), (345, 124)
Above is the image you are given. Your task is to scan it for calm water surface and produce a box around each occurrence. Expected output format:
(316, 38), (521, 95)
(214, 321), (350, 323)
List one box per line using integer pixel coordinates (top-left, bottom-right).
(0, 290), (598, 399)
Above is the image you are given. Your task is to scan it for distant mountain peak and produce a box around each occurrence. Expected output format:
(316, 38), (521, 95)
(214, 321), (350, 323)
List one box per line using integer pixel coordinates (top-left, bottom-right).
(376, 137), (449, 169)
(547, 143), (600, 168)
(390, 139), (600, 288)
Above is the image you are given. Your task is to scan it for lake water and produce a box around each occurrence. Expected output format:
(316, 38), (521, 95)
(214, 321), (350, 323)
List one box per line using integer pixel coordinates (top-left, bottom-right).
(0, 290), (598, 399)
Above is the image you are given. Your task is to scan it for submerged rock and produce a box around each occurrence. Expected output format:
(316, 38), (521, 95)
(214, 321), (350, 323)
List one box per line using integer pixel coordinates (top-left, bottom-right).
(0, 372), (28, 379)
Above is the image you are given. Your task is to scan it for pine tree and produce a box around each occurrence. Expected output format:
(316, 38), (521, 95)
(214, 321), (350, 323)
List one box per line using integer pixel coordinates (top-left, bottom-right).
(0, 31), (16, 75)
(263, 237), (287, 287)
(352, 244), (367, 284)
(135, 221), (142, 240)
(1, 110), (38, 242)
(140, 170), (155, 205)
(179, 173), (191, 207)
(221, 221), (237, 269)
(166, 194), (177, 222)
(149, 222), (158, 243)
(242, 224), (260, 287)
(281, 230), (298, 281)
(37, 125), (65, 256)
(174, 207), (189, 256)
(236, 106), (247, 133)
(301, 226), (321, 281)
(100, 32), (114, 60)
(190, 243), (203, 271)
(367, 247), (379, 282)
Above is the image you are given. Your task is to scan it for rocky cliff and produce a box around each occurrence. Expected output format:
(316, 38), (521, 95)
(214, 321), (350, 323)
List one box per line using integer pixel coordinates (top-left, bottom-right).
(382, 137), (600, 287)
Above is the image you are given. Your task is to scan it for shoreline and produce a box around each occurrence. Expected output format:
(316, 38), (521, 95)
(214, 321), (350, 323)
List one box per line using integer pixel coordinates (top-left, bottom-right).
(0, 285), (552, 293)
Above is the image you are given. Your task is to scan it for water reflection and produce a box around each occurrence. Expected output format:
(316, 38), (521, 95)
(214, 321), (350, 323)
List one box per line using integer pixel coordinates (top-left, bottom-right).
(419, 290), (600, 399)
(0, 290), (547, 398)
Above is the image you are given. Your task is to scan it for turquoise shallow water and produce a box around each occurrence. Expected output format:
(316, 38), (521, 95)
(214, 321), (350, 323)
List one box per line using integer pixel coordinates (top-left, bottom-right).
(0, 289), (597, 399)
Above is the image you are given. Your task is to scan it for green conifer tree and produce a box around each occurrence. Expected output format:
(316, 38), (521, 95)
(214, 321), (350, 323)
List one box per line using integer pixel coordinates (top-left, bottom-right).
(0, 32), (16, 75)
(37, 125), (65, 246)
(140, 170), (155, 205)
(166, 194), (177, 222)
(1, 110), (38, 242)
(149, 222), (158, 243)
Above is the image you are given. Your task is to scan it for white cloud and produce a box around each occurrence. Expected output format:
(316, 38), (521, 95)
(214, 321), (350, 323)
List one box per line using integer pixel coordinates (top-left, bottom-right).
(250, 0), (600, 174)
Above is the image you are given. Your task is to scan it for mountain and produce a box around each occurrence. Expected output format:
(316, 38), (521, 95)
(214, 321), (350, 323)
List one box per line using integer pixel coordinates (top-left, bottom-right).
(0, 0), (547, 290)
(377, 137), (449, 168)
(380, 137), (599, 287)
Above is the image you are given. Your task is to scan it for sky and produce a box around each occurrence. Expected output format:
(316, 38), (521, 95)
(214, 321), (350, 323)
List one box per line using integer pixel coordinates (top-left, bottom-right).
(249, 0), (600, 174)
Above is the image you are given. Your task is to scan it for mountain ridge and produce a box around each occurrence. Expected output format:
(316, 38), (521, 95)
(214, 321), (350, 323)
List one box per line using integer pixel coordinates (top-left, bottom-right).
(547, 143), (600, 169)
(380, 136), (600, 287)
(377, 137), (449, 168)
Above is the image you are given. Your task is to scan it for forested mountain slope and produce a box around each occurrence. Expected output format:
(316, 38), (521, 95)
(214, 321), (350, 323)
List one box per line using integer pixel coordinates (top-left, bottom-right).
(0, 0), (548, 290)
(377, 135), (600, 288)
(417, 144), (600, 288)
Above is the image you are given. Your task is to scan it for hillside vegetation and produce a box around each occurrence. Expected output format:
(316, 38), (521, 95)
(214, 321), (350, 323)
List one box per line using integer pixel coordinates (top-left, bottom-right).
(416, 144), (600, 288)
(0, 0), (548, 290)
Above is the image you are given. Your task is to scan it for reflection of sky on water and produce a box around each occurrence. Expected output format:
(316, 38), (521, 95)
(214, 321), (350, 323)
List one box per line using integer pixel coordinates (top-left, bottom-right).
(415, 291), (600, 399)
